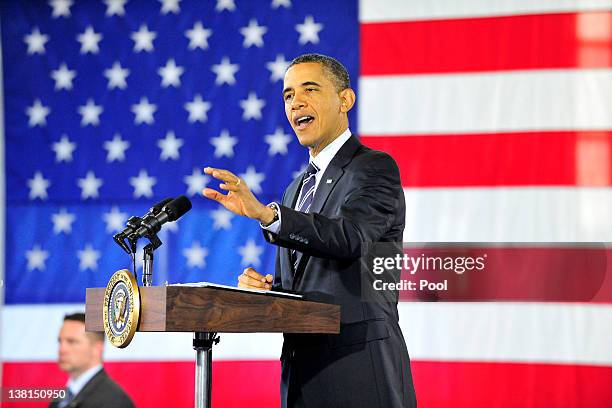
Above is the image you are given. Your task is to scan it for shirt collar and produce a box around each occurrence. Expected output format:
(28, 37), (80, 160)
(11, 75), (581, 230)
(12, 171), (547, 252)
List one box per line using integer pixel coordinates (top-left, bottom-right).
(67, 364), (102, 397)
(310, 128), (352, 174)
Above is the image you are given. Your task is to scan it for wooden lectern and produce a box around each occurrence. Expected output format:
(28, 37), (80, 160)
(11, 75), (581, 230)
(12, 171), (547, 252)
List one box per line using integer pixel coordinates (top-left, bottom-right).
(85, 285), (340, 408)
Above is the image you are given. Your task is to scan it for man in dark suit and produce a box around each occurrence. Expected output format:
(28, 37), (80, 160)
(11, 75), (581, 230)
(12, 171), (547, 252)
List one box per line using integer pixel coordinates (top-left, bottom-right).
(203, 53), (417, 407)
(50, 313), (134, 408)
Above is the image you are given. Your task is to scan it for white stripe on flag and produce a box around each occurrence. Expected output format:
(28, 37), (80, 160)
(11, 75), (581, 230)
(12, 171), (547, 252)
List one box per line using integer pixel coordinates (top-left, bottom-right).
(0, 304), (282, 361)
(402, 302), (612, 365)
(359, 0), (612, 22)
(3, 303), (612, 365)
(359, 70), (612, 135)
(403, 187), (612, 242)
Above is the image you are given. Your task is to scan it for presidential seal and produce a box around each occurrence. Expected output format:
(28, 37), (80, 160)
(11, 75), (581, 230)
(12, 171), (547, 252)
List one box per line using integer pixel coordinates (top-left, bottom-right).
(103, 269), (140, 348)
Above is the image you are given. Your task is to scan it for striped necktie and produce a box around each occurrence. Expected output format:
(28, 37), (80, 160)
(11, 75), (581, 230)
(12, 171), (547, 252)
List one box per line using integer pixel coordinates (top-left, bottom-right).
(291, 162), (319, 272)
(296, 162), (318, 213)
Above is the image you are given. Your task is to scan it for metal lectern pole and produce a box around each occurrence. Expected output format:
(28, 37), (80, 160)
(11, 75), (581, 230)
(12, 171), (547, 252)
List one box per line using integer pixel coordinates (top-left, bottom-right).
(193, 332), (219, 408)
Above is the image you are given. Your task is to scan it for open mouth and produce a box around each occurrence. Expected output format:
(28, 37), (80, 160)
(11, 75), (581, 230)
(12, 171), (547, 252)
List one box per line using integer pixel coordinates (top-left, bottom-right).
(294, 115), (315, 130)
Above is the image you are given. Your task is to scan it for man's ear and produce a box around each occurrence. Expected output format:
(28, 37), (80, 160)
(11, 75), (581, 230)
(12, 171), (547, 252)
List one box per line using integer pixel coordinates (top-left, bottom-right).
(339, 88), (356, 113)
(87, 333), (105, 360)
(94, 340), (104, 357)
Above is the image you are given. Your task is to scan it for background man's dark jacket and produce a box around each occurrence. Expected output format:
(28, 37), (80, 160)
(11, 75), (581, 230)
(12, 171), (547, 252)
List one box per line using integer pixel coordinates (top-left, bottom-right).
(264, 135), (417, 407)
(49, 368), (134, 408)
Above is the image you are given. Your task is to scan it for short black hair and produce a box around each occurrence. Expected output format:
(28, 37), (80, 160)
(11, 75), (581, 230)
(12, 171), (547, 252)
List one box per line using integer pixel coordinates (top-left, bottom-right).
(288, 53), (351, 92)
(64, 312), (86, 323)
(64, 312), (104, 342)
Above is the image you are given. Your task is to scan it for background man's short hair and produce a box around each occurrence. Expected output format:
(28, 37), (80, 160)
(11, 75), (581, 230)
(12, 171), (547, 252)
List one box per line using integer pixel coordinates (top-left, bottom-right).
(288, 53), (351, 92)
(64, 312), (86, 323)
(64, 312), (105, 342)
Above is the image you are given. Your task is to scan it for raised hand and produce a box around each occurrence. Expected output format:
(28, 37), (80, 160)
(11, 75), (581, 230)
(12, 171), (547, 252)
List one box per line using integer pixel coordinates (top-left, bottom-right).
(202, 167), (275, 224)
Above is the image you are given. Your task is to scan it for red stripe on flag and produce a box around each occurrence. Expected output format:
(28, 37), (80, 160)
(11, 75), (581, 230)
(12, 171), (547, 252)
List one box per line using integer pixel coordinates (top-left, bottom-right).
(1, 361), (280, 408)
(361, 131), (612, 187)
(361, 12), (612, 75)
(398, 246), (612, 303)
(412, 360), (612, 407)
(4, 360), (612, 407)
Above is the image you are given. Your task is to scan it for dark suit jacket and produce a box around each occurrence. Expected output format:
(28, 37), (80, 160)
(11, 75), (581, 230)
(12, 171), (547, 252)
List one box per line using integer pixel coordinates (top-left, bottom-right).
(263, 135), (417, 408)
(49, 368), (134, 408)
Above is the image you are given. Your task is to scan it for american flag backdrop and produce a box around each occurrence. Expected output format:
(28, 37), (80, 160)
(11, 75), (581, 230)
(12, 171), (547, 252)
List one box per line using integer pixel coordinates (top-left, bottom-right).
(1, 0), (612, 407)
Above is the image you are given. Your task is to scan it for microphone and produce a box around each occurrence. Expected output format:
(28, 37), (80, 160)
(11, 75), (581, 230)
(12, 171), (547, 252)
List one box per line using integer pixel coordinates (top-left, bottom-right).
(113, 197), (173, 254)
(128, 196), (192, 242)
(147, 197), (174, 215)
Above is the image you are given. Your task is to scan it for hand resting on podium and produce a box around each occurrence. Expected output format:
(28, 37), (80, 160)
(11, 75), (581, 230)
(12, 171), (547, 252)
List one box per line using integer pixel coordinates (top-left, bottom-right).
(238, 267), (273, 290)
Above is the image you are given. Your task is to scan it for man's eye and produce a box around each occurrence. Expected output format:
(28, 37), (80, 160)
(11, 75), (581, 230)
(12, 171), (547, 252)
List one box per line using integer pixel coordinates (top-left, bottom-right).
(284, 94), (292, 101)
(306, 88), (315, 92)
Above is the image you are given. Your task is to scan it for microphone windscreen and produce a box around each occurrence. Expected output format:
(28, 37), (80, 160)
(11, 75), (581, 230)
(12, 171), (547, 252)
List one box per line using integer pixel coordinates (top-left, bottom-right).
(164, 195), (192, 221)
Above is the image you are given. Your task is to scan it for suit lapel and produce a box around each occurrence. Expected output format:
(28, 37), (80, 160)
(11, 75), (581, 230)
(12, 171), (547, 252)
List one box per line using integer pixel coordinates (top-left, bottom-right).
(309, 163), (344, 215)
(292, 135), (362, 289)
(311, 135), (361, 214)
(70, 369), (105, 407)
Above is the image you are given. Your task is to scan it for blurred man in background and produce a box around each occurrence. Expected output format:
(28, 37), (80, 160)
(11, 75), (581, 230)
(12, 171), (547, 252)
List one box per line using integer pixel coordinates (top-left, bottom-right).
(50, 313), (133, 408)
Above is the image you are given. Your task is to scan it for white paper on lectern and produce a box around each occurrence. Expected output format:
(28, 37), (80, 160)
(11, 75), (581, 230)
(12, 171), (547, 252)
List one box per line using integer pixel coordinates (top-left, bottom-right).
(168, 281), (303, 299)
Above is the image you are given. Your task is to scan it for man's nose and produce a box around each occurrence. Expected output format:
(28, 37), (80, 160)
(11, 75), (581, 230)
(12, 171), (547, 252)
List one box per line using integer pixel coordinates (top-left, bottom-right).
(291, 95), (306, 110)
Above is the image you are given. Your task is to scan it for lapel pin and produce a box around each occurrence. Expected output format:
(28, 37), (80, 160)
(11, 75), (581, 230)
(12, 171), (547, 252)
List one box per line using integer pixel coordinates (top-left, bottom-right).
(326, 179), (333, 184)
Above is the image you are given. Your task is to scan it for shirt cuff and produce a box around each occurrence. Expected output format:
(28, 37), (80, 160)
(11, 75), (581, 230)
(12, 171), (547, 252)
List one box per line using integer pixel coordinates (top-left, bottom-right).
(260, 202), (281, 234)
